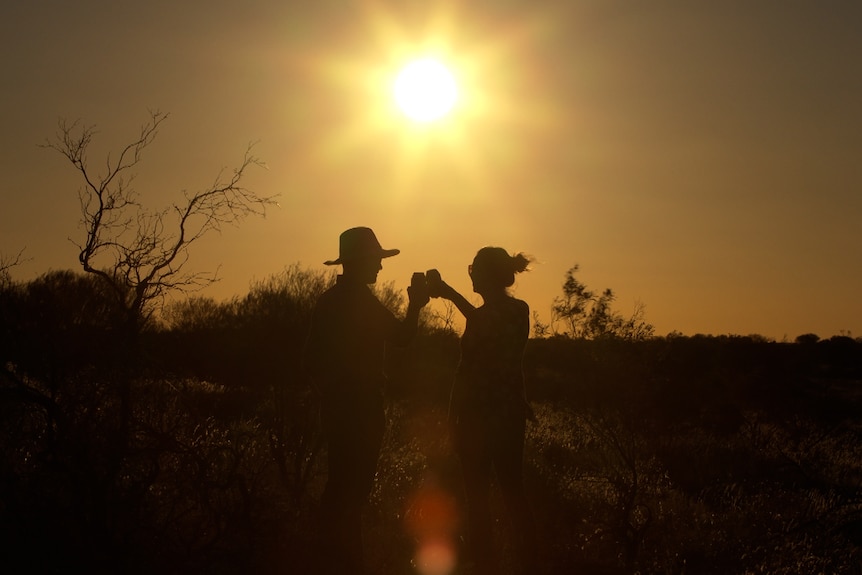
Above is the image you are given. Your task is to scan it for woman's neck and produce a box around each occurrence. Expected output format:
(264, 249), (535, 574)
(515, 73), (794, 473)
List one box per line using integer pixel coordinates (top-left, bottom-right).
(479, 288), (508, 303)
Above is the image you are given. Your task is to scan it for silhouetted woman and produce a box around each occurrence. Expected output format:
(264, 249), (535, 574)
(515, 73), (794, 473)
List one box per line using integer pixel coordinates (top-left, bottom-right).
(427, 247), (537, 575)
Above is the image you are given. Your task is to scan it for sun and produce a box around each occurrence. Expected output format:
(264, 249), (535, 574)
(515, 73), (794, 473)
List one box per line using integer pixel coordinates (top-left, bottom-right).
(393, 58), (458, 123)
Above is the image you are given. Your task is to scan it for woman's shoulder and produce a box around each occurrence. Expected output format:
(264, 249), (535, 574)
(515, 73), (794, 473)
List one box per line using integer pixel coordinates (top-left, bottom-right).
(488, 297), (528, 327)
(508, 296), (529, 314)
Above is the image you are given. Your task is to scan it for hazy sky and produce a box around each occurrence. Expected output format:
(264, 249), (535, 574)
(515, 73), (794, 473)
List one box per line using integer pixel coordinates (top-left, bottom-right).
(2, 0), (861, 339)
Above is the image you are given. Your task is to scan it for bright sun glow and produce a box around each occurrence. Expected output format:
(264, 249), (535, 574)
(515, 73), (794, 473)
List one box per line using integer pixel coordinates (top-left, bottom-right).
(308, 2), (549, 192)
(393, 58), (458, 122)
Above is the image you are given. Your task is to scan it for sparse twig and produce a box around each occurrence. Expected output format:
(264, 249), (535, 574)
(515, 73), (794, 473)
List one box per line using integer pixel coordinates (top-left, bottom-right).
(42, 110), (278, 326)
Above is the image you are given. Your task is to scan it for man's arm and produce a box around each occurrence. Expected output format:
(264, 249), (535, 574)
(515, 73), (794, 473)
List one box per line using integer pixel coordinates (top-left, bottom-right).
(398, 280), (431, 341)
(384, 278), (430, 346)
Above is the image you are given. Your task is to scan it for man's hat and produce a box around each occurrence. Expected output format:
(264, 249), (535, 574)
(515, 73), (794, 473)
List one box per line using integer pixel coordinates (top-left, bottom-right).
(324, 227), (400, 265)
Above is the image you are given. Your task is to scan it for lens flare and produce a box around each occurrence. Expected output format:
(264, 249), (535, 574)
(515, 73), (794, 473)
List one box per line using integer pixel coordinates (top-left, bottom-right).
(414, 539), (456, 575)
(405, 477), (460, 575)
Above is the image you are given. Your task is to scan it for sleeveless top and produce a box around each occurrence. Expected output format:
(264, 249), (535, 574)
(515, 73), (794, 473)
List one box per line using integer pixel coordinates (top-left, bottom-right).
(450, 296), (530, 421)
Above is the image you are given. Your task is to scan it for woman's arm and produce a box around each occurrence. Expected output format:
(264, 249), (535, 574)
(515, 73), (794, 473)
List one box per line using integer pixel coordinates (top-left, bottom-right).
(427, 269), (475, 319)
(441, 282), (476, 319)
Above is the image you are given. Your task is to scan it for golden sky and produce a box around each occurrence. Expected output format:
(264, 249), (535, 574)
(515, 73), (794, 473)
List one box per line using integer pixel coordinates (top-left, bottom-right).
(2, 0), (861, 339)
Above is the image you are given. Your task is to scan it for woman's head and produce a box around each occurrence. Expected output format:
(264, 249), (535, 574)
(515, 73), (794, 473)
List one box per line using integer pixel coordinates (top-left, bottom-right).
(469, 247), (532, 293)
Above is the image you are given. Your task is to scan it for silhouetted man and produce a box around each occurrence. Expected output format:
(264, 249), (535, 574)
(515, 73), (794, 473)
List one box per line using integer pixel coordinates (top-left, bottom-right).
(304, 227), (429, 574)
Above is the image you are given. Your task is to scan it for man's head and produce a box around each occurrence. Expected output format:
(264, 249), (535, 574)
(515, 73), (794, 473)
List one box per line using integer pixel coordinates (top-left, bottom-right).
(324, 227), (399, 283)
(343, 255), (383, 284)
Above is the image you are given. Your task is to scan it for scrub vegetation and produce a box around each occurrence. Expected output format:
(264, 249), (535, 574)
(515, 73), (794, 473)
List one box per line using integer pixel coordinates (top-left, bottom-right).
(2, 264), (861, 574)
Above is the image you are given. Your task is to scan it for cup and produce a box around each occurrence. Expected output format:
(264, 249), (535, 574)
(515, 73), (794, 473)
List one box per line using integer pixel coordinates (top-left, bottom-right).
(425, 268), (443, 297)
(411, 272), (427, 290)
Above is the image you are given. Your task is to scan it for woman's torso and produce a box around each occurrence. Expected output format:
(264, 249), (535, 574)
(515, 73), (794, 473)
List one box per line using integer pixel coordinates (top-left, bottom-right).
(452, 296), (529, 413)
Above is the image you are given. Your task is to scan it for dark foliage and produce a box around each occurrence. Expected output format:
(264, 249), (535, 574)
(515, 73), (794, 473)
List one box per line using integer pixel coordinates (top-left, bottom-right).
(2, 268), (861, 574)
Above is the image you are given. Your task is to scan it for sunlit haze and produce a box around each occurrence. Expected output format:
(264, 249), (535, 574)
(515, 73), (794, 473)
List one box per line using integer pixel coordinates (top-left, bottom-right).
(2, 1), (861, 340)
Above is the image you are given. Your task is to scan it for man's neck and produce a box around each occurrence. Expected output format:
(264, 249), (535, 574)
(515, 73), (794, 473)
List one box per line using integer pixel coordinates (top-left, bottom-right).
(338, 273), (371, 287)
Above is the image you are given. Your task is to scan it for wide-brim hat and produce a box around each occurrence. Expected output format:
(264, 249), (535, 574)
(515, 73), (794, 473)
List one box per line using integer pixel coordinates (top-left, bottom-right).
(324, 227), (400, 265)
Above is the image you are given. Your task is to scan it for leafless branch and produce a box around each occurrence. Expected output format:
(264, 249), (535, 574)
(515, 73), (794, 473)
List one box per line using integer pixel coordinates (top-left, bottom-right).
(0, 248), (29, 284)
(43, 111), (277, 326)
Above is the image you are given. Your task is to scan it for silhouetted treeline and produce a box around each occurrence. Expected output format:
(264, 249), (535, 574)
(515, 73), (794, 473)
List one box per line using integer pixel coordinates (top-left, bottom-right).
(2, 268), (861, 574)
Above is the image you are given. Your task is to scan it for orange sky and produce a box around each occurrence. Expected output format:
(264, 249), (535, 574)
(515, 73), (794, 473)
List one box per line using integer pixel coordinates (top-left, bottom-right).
(2, 0), (861, 339)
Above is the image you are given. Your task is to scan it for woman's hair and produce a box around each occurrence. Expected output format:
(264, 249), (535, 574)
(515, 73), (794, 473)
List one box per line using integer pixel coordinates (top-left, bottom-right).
(472, 247), (533, 288)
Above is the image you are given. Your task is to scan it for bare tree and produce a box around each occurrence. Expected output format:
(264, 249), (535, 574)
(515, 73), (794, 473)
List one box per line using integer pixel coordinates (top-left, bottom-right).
(0, 248), (28, 285)
(38, 112), (278, 558)
(43, 110), (277, 331)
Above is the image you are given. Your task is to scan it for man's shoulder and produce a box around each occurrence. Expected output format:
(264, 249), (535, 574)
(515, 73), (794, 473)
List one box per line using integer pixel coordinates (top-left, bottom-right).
(313, 283), (344, 312)
(315, 279), (375, 308)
